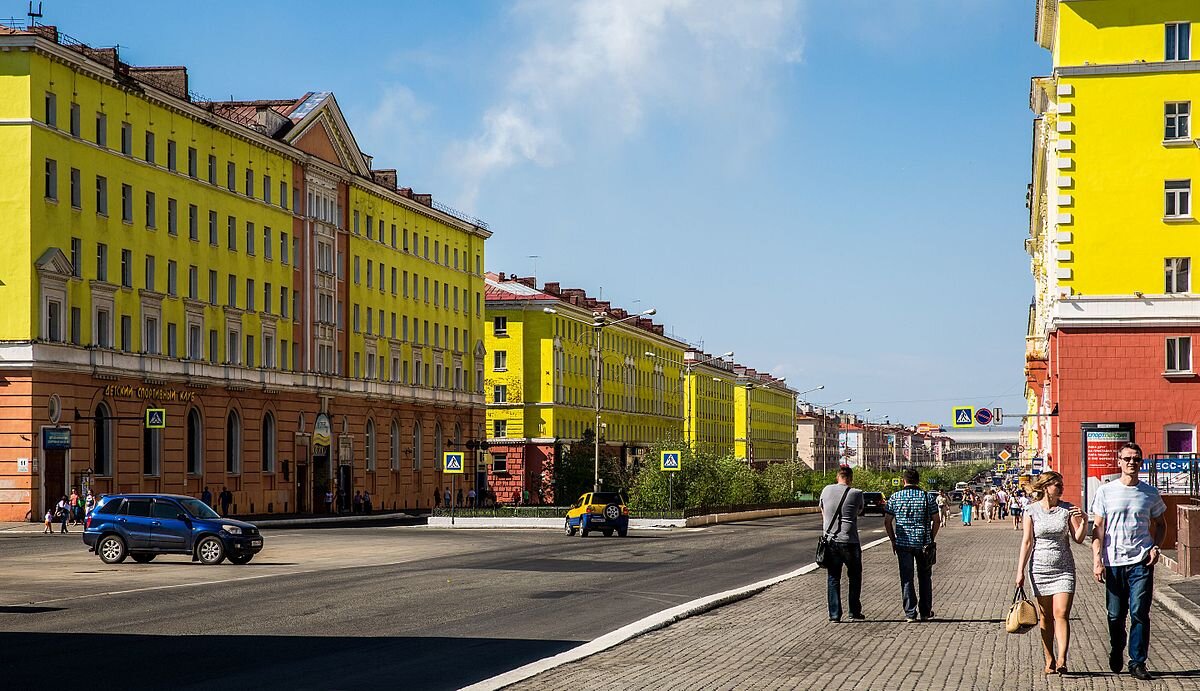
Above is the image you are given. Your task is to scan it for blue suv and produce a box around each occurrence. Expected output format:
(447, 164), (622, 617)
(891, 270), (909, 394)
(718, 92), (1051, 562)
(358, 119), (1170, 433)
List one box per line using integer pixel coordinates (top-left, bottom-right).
(82, 494), (264, 565)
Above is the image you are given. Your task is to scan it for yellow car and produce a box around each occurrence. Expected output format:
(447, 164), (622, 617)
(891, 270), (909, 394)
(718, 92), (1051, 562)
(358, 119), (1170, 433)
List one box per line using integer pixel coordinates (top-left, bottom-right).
(564, 492), (630, 537)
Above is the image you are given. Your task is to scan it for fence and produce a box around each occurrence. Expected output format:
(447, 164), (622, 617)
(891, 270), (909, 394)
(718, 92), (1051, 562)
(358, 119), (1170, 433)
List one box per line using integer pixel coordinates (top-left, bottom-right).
(1146, 454), (1200, 499)
(683, 500), (817, 519)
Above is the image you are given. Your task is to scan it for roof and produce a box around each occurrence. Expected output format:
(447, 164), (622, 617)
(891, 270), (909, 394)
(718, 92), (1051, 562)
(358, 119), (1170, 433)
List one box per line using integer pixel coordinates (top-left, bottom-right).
(485, 278), (555, 302)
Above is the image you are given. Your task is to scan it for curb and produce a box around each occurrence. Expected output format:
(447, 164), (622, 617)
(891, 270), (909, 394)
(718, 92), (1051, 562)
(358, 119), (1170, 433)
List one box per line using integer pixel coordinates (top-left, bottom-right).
(461, 536), (891, 691)
(1153, 573), (1200, 638)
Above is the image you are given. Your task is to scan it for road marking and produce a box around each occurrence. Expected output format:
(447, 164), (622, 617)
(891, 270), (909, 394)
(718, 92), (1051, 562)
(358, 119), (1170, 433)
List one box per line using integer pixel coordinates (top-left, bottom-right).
(462, 536), (891, 691)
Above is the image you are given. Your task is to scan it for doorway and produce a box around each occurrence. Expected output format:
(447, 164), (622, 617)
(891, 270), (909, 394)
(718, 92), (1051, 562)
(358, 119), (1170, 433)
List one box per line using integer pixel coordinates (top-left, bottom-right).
(313, 453), (330, 513)
(43, 450), (66, 515)
(337, 463), (352, 513)
(296, 463), (308, 513)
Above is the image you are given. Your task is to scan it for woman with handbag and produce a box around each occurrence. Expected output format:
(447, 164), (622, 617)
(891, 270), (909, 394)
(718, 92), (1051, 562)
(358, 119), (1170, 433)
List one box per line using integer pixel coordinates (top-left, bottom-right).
(1014, 471), (1088, 675)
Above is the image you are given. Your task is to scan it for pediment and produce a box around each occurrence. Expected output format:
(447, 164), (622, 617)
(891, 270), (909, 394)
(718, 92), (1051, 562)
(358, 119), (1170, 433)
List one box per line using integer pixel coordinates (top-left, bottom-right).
(35, 247), (73, 277)
(284, 92), (371, 177)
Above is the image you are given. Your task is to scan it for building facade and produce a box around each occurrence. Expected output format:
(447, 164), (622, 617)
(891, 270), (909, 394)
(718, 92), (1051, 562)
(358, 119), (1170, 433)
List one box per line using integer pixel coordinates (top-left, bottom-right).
(1026, 1), (1200, 509)
(732, 368), (797, 467)
(796, 404), (841, 471)
(0, 24), (487, 520)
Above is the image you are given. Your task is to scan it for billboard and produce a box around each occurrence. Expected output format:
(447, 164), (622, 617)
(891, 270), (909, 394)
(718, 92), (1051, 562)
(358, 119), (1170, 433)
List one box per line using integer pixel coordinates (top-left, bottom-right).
(838, 430), (861, 468)
(1081, 422), (1134, 511)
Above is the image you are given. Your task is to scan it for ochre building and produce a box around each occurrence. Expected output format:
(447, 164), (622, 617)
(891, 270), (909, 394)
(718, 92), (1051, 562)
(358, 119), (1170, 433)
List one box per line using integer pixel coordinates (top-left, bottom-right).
(0, 25), (488, 520)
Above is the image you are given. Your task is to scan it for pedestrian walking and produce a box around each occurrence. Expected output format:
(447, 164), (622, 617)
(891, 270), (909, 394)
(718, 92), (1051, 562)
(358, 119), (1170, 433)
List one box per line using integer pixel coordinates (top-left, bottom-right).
(85, 491), (96, 517)
(363, 490), (372, 514)
(884, 469), (939, 623)
(983, 490), (996, 523)
(961, 490), (974, 526)
(68, 489), (79, 526)
(445, 488), (452, 507)
(325, 488), (334, 513)
(43, 507), (53, 534)
(352, 490), (363, 514)
(935, 492), (949, 527)
(997, 487), (1010, 519)
(1091, 442), (1167, 681)
(1015, 471), (1088, 675)
(1011, 491), (1028, 530)
(819, 466), (866, 622)
(218, 486), (233, 516)
(467, 488), (477, 508)
(457, 488), (464, 507)
(201, 486), (213, 508)
(56, 496), (70, 533)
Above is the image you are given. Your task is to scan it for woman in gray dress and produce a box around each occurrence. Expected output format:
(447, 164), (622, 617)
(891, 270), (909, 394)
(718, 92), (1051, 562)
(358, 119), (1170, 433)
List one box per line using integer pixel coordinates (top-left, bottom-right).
(1014, 471), (1088, 675)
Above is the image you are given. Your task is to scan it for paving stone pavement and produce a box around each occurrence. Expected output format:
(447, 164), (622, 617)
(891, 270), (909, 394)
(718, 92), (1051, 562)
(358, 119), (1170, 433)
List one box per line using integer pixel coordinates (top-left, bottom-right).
(510, 521), (1200, 690)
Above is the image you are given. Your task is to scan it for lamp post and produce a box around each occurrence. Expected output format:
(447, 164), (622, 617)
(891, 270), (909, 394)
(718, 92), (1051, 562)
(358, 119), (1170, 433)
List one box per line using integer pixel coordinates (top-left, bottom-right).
(544, 305), (656, 493)
(645, 349), (733, 449)
(812, 397), (851, 473)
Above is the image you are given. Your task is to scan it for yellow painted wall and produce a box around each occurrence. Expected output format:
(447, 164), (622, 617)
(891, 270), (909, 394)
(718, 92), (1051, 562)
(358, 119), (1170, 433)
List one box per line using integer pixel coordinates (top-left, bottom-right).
(0, 50), (32, 337)
(1058, 1), (1200, 67)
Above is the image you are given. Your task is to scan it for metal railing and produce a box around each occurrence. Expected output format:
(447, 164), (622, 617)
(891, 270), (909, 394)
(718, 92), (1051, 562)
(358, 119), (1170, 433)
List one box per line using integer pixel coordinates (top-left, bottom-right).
(431, 199), (489, 230)
(683, 500), (816, 519)
(1147, 453), (1199, 498)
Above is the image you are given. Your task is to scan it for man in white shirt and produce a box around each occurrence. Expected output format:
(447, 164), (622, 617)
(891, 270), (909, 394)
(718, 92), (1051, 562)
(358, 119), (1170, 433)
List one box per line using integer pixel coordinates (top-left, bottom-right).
(1090, 442), (1167, 682)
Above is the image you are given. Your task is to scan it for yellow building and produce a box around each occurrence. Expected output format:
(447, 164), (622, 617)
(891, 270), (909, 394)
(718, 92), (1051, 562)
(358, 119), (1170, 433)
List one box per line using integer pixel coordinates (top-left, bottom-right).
(683, 353), (737, 456)
(731, 368), (797, 466)
(0, 23), (487, 520)
(483, 274), (686, 502)
(1027, 1), (1200, 506)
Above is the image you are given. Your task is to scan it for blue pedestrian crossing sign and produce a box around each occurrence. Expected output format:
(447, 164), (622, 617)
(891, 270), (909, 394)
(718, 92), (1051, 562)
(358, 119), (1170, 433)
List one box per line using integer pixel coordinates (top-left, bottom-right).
(145, 408), (166, 429)
(660, 450), (681, 472)
(952, 407), (975, 429)
(443, 452), (464, 474)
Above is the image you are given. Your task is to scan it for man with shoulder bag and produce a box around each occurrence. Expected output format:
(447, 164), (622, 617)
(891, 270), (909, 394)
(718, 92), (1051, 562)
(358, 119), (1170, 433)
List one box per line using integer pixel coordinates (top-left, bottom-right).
(885, 468), (940, 623)
(819, 466), (865, 623)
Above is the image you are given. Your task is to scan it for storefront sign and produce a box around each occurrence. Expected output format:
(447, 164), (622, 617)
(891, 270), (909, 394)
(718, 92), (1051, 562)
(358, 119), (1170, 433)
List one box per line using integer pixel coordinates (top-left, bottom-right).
(103, 384), (196, 403)
(41, 427), (72, 450)
(313, 413), (332, 458)
(1081, 422), (1134, 511)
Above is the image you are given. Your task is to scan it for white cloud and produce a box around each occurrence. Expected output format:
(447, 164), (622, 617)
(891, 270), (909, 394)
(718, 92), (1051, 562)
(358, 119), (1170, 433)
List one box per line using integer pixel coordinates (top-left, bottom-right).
(356, 84), (433, 176)
(449, 0), (805, 208)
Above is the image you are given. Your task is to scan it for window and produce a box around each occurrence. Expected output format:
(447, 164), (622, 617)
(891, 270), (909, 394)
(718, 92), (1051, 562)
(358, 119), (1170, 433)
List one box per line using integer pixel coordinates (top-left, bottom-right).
(96, 243), (108, 282)
(1166, 102), (1190, 141)
(120, 250), (132, 288)
(44, 158), (57, 200)
(120, 314), (131, 352)
(493, 419), (507, 438)
(93, 403), (112, 476)
(144, 255), (155, 291)
(413, 421), (423, 470)
(208, 270), (217, 305)
(434, 423), (443, 470)
(228, 274), (237, 307)
(69, 102), (80, 136)
(46, 299), (62, 342)
(281, 232), (289, 264)
(264, 334), (274, 368)
(1167, 180), (1191, 218)
(1167, 22), (1191, 61)
(95, 176), (108, 216)
(1167, 257), (1191, 294)
(96, 309), (110, 347)
(70, 168), (81, 208)
(228, 216), (237, 250)
(492, 453), (508, 473)
(167, 198), (177, 235)
(167, 322), (177, 357)
(70, 306), (81, 344)
(262, 412), (276, 472)
(188, 323), (201, 358)
(209, 329), (218, 362)
(245, 168), (254, 198)
(494, 384), (507, 403)
(144, 315), (160, 354)
(187, 409), (203, 475)
(143, 426), (161, 476)
(264, 175), (271, 204)
(246, 221), (255, 256)
(390, 421), (400, 470)
(209, 210), (218, 246)
(366, 420), (376, 471)
(121, 184), (132, 223)
(120, 122), (132, 155)
(247, 278), (255, 311)
(95, 112), (107, 147)
(264, 282), (272, 314)
(167, 260), (178, 296)
(494, 316), (508, 335)
(188, 147), (198, 178)
(1167, 336), (1192, 373)
(44, 91), (56, 127)
(264, 227), (272, 260)
(494, 350), (507, 371)
(280, 286), (289, 318)
(188, 204), (198, 240)
(280, 180), (288, 210)
(353, 255), (360, 284)
(70, 237), (81, 278)
(208, 154), (217, 185)
(227, 162), (236, 191)
(144, 190), (156, 227)
(144, 131), (155, 163)
(226, 410), (242, 474)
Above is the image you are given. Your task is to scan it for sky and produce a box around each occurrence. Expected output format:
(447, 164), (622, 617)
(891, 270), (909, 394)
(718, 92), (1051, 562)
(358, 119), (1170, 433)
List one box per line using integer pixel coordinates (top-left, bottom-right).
(29, 0), (1049, 427)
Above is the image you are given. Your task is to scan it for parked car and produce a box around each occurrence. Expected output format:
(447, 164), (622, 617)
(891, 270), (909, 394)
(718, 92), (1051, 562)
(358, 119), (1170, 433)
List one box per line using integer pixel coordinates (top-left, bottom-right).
(565, 492), (629, 537)
(949, 490), (964, 503)
(861, 492), (886, 516)
(83, 494), (264, 565)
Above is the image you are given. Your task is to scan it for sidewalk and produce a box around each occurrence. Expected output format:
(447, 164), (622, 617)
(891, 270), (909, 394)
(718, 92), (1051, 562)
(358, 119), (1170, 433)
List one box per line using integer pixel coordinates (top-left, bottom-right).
(508, 520), (1200, 690)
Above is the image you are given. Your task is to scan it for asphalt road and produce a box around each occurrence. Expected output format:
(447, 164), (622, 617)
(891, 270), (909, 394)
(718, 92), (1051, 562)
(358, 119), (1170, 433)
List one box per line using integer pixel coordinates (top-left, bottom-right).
(0, 514), (885, 690)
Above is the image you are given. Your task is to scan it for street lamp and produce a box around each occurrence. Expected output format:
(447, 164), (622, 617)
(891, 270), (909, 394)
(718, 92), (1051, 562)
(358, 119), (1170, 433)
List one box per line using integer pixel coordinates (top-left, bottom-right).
(544, 305), (656, 493)
(645, 349), (733, 447)
(797, 384), (825, 400)
(810, 397), (851, 473)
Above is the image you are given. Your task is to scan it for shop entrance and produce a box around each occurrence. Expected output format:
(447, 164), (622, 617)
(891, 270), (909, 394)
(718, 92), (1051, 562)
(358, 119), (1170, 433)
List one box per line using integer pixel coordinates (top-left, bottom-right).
(337, 464), (352, 513)
(312, 453), (330, 513)
(42, 450), (66, 515)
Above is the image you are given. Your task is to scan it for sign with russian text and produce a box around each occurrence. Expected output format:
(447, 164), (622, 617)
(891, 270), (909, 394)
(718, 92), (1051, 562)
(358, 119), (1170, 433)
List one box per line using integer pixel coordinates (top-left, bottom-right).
(1081, 422), (1134, 511)
(41, 427), (71, 450)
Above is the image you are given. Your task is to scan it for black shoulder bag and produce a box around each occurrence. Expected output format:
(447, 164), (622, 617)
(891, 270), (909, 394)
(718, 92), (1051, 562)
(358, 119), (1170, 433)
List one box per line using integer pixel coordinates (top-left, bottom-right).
(816, 486), (851, 568)
(922, 490), (937, 565)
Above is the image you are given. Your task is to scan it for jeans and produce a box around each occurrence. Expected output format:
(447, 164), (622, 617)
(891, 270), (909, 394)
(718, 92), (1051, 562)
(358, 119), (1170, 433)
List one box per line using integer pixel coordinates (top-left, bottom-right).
(825, 542), (862, 620)
(896, 546), (933, 618)
(1105, 563), (1154, 666)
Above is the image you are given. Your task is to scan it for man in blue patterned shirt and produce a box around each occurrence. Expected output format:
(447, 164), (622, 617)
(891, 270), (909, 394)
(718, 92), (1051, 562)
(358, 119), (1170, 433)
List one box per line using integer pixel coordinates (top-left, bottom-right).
(884, 468), (940, 623)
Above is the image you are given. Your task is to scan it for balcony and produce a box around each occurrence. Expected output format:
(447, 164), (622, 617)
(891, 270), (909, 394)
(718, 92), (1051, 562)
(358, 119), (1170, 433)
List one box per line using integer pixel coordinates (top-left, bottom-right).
(1025, 335), (1048, 362)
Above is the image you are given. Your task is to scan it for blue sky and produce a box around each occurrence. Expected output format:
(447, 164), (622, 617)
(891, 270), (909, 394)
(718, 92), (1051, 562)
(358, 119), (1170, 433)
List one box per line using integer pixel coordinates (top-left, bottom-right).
(36, 0), (1047, 426)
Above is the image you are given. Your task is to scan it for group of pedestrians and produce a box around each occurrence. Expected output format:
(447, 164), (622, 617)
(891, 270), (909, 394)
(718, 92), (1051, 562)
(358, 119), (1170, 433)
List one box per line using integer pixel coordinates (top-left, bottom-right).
(820, 467), (939, 624)
(43, 489), (94, 534)
(820, 444), (1168, 681)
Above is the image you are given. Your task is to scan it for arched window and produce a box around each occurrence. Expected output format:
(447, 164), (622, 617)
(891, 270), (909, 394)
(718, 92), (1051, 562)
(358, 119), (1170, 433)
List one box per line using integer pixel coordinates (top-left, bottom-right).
(143, 425), (161, 476)
(226, 410), (242, 474)
(94, 403), (112, 476)
(434, 423), (443, 470)
(262, 412), (276, 473)
(390, 420), (400, 470)
(366, 419), (376, 471)
(187, 409), (203, 476)
(412, 421), (423, 470)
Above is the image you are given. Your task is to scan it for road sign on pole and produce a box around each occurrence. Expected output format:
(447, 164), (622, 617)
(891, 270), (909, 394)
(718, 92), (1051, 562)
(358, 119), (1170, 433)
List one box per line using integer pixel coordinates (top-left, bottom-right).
(974, 408), (993, 426)
(952, 407), (975, 428)
(145, 408), (166, 429)
(443, 452), (464, 474)
(660, 450), (681, 472)
(993, 408), (1003, 426)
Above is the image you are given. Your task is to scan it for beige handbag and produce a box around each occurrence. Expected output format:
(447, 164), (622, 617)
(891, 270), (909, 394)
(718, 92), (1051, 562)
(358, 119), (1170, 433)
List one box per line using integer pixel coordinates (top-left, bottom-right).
(1006, 586), (1038, 634)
